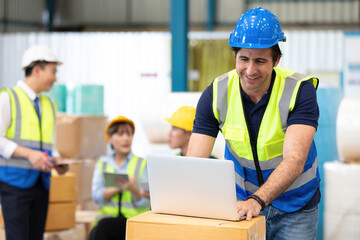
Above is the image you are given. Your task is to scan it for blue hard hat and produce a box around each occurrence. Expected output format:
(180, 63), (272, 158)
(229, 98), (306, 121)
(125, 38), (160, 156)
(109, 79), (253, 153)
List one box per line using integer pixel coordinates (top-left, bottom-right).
(228, 7), (286, 49)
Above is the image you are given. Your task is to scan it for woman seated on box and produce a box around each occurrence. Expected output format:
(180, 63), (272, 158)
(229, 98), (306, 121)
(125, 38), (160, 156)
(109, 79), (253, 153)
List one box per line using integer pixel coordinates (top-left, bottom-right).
(89, 116), (150, 240)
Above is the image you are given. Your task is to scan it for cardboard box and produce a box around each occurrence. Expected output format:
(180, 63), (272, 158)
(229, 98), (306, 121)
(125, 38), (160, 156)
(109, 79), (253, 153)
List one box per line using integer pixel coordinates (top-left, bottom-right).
(68, 159), (97, 204)
(0, 207), (3, 228)
(56, 115), (107, 158)
(126, 211), (265, 240)
(45, 203), (76, 231)
(49, 172), (76, 203)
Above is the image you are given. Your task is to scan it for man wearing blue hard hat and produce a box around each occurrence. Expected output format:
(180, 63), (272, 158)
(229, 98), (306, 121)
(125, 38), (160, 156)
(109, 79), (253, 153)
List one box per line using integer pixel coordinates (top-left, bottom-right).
(187, 7), (320, 239)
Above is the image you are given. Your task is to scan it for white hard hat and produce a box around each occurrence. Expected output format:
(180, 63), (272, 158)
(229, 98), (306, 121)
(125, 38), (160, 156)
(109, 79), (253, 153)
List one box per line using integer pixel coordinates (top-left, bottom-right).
(21, 45), (62, 70)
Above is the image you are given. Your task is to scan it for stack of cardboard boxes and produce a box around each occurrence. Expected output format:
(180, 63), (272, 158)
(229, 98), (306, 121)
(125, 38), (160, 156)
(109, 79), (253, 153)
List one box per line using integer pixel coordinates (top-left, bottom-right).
(47, 172), (76, 231)
(51, 114), (107, 239)
(56, 114), (107, 209)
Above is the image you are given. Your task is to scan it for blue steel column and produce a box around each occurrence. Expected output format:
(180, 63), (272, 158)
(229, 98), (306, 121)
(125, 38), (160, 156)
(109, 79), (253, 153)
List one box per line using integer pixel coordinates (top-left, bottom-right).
(171, 0), (189, 92)
(207, 0), (215, 31)
(47, 0), (55, 31)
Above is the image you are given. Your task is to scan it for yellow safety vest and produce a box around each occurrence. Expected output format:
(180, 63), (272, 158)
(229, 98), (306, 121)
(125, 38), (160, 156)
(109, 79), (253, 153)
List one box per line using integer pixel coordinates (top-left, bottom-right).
(95, 155), (150, 224)
(212, 67), (320, 212)
(0, 87), (56, 189)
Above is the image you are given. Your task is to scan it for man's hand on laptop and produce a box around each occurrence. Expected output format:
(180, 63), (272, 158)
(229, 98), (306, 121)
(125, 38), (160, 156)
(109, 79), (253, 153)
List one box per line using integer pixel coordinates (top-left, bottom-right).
(236, 199), (262, 221)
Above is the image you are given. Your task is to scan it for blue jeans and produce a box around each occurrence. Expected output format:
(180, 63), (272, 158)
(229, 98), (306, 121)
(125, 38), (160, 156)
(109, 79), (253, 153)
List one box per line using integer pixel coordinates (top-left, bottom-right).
(260, 205), (319, 240)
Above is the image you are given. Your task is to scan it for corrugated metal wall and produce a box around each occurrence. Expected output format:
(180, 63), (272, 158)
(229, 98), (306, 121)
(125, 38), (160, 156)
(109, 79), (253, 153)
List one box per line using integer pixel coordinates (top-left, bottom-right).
(187, 30), (343, 91)
(0, 32), (172, 116)
(0, 0), (3, 32)
(0, 30), (344, 89)
(1, 0), (43, 32)
(1, 0), (359, 32)
(249, 1), (359, 25)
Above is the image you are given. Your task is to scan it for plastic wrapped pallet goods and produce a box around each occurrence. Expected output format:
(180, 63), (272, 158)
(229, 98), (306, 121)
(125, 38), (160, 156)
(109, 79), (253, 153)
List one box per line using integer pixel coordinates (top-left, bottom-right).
(44, 84), (67, 113)
(140, 92), (201, 143)
(139, 92), (225, 158)
(324, 161), (360, 239)
(314, 87), (342, 240)
(336, 98), (360, 162)
(67, 84), (104, 115)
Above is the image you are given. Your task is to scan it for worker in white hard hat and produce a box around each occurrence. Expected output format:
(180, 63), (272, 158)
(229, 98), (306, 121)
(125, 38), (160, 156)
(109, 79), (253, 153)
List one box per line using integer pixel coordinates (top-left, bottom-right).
(187, 7), (320, 239)
(0, 45), (67, 240)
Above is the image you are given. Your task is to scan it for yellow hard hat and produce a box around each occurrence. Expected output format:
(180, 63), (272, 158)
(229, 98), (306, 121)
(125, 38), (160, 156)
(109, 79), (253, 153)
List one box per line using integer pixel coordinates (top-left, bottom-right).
(164, 106), (196, 132)
(105, 116), (135, 141)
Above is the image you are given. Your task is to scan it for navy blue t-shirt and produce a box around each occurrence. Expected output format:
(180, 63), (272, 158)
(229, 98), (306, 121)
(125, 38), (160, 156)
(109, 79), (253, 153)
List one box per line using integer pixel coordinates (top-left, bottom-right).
(193, 70), (320, 210)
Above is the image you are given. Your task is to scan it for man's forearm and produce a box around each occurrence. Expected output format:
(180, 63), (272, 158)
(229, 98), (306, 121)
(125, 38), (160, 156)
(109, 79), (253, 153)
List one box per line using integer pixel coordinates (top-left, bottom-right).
(187, 133), (216, 158)
(254, 124), (315, 206)
(254, 156), (305, 206)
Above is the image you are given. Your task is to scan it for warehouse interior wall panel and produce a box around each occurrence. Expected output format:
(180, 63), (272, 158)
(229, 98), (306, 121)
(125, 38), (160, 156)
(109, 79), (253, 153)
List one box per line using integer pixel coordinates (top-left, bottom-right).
(189, 0), (206, 25)
(0, 0), (4, 19)
(132, 0), (169, 24)
(248, 1), (359, 25)
(2, 0), (360, 32)
(54, 0), (85, 25)
(83, 0), (128, 24)
(4, 25), (42, 33)
(215, 0), (246, 25)
(7, 0), (43, 22)
(279, 30), (343, 74)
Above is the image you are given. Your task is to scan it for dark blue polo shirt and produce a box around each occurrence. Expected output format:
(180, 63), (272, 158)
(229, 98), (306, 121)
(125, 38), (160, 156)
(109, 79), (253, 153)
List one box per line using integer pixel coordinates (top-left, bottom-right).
(193, 70), (320, 211)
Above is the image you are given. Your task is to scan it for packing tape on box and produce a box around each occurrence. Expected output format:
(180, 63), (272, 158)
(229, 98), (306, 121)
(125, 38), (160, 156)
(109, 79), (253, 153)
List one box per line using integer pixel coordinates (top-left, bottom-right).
(336, 98), (360, 161)
(324, 161), (360, 239)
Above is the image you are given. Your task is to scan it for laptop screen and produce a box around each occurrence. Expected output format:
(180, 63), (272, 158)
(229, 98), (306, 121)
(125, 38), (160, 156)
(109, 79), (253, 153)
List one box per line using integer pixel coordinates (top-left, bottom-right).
(146, 154), (240, 221)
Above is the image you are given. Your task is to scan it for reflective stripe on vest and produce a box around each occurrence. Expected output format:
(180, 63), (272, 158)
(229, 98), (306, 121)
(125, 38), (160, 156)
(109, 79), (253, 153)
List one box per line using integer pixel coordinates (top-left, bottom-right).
(0, 88), (55, 168)
(0, 87), (56, 189)
(213, 67), (319, 212)
(95, 155), (150, 223)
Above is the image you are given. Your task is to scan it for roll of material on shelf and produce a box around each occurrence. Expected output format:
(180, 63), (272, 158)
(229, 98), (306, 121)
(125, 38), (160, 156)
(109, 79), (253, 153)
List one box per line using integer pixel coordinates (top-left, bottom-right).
(324, 161), (360, 239)
(139, 92), (225, 158)
(336, 98), (360, 162)
(139, 92), (201, 144)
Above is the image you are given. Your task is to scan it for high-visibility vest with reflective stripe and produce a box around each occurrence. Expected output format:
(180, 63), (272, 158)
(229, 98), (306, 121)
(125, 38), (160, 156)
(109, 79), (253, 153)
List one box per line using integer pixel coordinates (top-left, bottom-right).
(0, 87), (56, 189)
(212, 67), (320, 213)
(95, 155), (150, 224)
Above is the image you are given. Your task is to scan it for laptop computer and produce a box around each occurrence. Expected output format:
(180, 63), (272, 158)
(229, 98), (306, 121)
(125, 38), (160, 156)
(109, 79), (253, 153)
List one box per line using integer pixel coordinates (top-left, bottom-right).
(146, 154), (243, 221)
